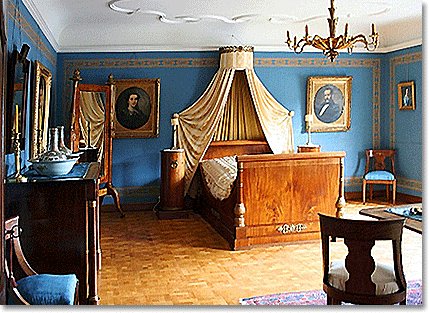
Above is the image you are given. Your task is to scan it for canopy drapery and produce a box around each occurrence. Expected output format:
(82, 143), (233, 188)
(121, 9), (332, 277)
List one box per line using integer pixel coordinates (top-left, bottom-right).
(176, 46), (294, 192)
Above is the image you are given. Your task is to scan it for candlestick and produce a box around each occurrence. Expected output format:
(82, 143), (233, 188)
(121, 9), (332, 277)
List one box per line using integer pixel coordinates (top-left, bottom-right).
(7, 130), (27, 183)
(15, 104), (19, 132)
(305, 115), (315, 146)
(171, 113), (179, 149)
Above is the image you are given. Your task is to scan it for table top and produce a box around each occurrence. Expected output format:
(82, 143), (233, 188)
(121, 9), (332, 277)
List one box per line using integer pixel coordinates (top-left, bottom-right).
(359, 203), (422, 234)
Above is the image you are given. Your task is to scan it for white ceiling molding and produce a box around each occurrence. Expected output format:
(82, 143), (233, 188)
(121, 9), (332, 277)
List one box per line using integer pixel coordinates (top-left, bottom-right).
(108, 0), (392, 25)
(57, 41), (422, 54)
(21, 0), (422, 54)
(375, 38), (422, 53)
(22, 0), (59, 51)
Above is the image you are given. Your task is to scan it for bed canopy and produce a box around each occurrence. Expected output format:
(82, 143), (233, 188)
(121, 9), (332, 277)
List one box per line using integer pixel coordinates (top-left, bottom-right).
(174, 46), (295, 192)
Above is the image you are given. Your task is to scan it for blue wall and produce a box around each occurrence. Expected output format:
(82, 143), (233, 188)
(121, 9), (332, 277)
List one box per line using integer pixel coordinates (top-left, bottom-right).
(56, 52), (388, 200)
(5, 0), (57, 175)
(382, 46), (422, 197)
(6, 0), (423, 201)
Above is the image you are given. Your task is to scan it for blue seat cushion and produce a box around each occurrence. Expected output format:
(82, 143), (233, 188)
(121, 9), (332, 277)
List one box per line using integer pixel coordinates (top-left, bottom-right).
(14, 274), (78, 305)
(364, 170), (395, 181)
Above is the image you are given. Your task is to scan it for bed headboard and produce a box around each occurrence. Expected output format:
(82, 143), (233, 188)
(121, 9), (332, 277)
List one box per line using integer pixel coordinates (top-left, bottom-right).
(202, 140), (272, 160)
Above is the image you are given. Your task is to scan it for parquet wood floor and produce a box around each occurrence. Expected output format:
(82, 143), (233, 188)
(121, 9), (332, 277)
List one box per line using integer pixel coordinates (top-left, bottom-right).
(98, 199), (422, 305)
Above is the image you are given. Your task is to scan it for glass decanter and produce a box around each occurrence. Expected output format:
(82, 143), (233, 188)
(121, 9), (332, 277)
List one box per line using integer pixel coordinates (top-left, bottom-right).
(57, 125), (72, 155)
(38, 127), (68, 161)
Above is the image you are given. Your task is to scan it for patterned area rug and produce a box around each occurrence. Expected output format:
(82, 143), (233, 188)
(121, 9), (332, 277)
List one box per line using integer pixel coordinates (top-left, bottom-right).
(240, 280), (422, 305)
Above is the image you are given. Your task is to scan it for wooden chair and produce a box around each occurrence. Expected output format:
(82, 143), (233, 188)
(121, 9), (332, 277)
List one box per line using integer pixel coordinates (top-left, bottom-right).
(318, 213), (407, 305)
(4, 216), (79, 305)
(362, 149), (396, 204)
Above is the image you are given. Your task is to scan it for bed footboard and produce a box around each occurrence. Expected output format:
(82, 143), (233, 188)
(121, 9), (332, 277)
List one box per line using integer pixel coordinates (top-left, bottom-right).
(199, 151), (346, 250)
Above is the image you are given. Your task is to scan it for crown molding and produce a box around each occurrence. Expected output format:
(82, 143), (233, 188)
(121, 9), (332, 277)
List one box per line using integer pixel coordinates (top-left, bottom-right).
(375, 38), (422, 53)
(22, 0), (60, 51)
(56, 40), (422, 54)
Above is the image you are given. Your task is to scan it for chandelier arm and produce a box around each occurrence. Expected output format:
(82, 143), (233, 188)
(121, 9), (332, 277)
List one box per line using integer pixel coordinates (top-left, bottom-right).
(311, 35), (331, 51)
(349, 34), (378, 51)
(293, 38), (314, 54)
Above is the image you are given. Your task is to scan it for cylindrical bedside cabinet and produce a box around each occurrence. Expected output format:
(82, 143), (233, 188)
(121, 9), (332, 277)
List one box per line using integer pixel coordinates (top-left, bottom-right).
(297, 145), (321, 153)
(156, 149), (189, 219)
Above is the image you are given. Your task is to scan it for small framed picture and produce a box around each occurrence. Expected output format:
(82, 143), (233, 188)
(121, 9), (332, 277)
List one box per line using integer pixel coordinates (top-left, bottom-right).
(112, 78), (160, 138)
(306, 76), (352, 132)
(398, 81), (415, 111)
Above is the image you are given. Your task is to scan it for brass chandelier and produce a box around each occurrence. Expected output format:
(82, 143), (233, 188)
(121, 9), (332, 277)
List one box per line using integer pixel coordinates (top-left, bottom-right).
(285, 0), (379, 62)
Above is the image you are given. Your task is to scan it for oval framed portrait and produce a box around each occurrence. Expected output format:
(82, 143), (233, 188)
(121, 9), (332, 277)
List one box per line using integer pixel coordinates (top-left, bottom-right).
(112, 78), (160, 138)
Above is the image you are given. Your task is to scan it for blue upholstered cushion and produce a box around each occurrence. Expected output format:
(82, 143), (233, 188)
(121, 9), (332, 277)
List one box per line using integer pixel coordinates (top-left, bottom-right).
(364, 170), (395, 181)
(14, 274), (77, 305)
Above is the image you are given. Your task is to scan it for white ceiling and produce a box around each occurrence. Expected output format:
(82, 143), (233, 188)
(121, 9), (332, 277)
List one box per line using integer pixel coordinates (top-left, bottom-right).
(22, 0), (422, 53)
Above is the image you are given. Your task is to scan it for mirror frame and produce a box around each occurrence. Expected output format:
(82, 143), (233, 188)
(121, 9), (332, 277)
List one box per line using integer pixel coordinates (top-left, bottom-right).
(71, 79), (113, 185)
(30, 60), (52, 160)
(6, 44), (30, 153)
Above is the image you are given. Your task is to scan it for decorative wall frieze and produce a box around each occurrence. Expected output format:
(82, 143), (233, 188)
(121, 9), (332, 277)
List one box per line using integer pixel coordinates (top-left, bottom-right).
(397, 177), (422, 192)
(7, 0), (56, 66)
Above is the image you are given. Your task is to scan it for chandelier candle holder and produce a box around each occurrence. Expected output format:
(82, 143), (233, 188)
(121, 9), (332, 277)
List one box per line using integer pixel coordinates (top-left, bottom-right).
(285, 0), (379, 62)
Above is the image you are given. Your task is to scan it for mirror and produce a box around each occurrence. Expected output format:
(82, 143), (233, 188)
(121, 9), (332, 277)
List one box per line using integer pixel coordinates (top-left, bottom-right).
(70, 71), (124, 217)
(73, 85), (107, 179)
(30, 60), (52, 160)
(6, 44), (30, 153)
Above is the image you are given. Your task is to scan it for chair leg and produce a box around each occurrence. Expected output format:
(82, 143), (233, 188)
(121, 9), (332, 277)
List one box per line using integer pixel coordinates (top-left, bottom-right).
(386, 185), (390, 201)
(107, 183), (125, 218)
(362, 181), (366, 204)
(392, 181), (396, 205)
(369, 185), (373, 200)
(327, 296), (341, 305)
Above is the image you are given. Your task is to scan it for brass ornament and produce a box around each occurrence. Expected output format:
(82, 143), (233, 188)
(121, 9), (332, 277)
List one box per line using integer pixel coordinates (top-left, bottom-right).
(285, 0), (379, 62)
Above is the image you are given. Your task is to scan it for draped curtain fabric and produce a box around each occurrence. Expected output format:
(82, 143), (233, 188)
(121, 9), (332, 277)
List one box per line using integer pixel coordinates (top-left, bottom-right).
(79, 91), (105, 162)
(213, 71), (265, 141)
(177, 47), (294, 193)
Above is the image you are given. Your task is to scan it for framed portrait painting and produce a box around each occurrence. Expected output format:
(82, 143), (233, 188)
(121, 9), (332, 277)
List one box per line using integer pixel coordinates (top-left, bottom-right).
(398, 81), (415, 111)
(306, 76), (352, 132)
(112, 78), (160, 138)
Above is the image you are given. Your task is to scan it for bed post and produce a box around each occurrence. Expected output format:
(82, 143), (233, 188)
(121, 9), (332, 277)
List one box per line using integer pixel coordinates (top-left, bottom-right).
(234, 161), (245, 227)
(336, 156), (346, 218)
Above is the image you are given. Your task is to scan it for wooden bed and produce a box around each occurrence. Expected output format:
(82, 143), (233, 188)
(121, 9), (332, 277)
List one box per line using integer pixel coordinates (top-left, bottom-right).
(197, 140), (346, 250)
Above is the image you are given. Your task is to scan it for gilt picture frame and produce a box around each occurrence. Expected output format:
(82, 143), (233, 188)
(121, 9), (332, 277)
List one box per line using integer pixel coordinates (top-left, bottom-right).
(306, 76), (352, 132)
(398, 81), (415, 111)
(30, 60), (52, 160)
(112, 78), (160, 138)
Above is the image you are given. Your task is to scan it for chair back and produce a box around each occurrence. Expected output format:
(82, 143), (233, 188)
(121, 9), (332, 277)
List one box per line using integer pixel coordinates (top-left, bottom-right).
(365, 149), (395, 174)
(318, 213), (406, 297)
(4, 217), (37, 299)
